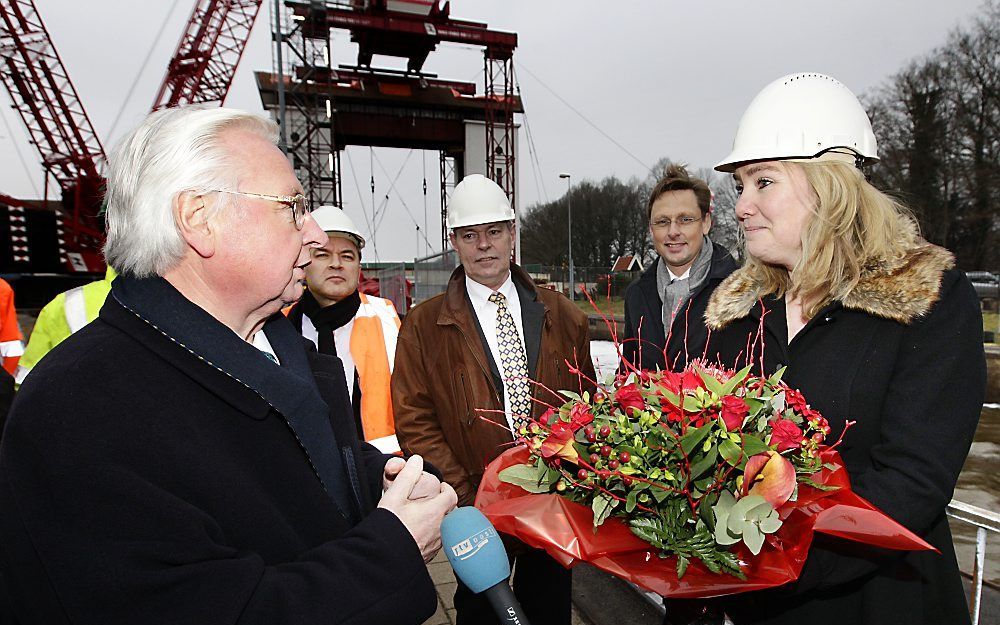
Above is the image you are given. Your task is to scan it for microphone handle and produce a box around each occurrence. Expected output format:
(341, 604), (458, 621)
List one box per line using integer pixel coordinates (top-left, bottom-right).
(482, 580), (532, 625)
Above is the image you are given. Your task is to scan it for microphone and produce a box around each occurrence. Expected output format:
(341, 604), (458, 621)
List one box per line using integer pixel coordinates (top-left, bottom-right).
(441, 507), (532, 625)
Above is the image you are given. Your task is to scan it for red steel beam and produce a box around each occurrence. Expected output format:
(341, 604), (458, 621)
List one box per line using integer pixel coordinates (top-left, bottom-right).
(0, 0), (105, 186)
(290, 2), (517, 56)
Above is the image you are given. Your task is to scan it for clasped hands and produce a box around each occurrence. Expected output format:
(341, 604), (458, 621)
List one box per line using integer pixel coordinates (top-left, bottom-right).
(378, 455), (458, 562)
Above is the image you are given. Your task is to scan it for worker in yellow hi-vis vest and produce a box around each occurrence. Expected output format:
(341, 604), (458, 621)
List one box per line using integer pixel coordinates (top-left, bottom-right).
(286, 207), (400, 453)
(16, 267), (116, 385)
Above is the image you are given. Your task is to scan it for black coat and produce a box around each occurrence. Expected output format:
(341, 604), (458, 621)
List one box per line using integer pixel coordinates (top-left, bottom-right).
(622, 243), (737, 371)
(701, 244), (984, 625)
(0, 281), (436, 625)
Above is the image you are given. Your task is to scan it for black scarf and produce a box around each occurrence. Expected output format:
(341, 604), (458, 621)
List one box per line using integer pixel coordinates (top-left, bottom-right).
(292, 289), (361, 356)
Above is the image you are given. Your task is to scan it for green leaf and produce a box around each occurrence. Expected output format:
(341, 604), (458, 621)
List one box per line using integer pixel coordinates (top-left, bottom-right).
(720, 364), (754, 396)
(676, 555), (690, 579)
(651, 484), (672, 503)
(719, 439), (745, 467)
(693, 476), (715, 492)
(801, 478), (842, 492)
(696, 368), (725, 396)
(498, 464), (552, 493)
(558, 390), (583, 401)
(740, 434), (771, 458)
(680, 424), (712, 455)
(768, 367), (787, 385)
(592, 494), (615, 526)
(758, 509), (783, 534)
(727, 495), (770, 534)
(746, 397), (767, 418)
(682, 395), (703, 412)
(743, 522), (765, 555)
(626, 489), (638, 513)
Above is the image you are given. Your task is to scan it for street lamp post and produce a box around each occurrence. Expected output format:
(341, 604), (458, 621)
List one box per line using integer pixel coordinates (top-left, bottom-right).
(559, 173), (573, 300)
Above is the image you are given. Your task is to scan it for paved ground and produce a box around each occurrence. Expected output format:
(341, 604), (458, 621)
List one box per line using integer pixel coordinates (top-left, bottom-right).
(422, 552), (599, 625)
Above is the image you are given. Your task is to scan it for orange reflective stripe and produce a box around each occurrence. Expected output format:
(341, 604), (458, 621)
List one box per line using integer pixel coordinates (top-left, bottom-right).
(349, 315), (395, 442)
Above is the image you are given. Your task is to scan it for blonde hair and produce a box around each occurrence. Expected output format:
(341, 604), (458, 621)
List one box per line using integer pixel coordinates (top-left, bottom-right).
(743, 160), (920, 318)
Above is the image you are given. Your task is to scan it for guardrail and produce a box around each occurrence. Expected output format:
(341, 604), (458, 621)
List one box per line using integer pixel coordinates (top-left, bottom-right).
(948, 499), (999, 625)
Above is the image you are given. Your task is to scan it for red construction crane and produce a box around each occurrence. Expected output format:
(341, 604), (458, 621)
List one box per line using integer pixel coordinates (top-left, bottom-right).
(0, 0), (264, 275)
(152, 0), (264, 110)
(0, 0), (107, 271)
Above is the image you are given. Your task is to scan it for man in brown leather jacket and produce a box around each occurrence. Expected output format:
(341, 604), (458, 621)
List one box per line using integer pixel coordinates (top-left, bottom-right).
(393, 174), (594, 625)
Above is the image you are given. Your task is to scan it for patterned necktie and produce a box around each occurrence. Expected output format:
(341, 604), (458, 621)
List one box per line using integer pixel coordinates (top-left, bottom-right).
(488, 291), (532, 434)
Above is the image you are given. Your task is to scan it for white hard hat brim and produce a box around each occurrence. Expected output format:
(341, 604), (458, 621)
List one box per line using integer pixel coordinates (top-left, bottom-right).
(326, 230), (366, 250)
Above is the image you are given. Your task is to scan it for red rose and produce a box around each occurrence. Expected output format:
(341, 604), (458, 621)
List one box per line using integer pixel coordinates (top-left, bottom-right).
(568, 402), (594, 431)
(720, 395), (749, 431)
(784, 388), (809, 413)
(615, 384), (645, 415)
(770, 418), (804, 452)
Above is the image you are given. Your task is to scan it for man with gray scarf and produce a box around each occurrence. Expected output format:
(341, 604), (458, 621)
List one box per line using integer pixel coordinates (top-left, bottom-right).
(622, 164), (737, 372)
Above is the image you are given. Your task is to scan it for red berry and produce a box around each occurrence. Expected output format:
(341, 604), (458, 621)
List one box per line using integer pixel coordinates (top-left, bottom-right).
(599, 425), (611, 438)
(622, 476), (634, 487)
(600, 445), (612, 457)
(584, 425), (595, 438)
(577, 469), (589, 480)
(597, 470), (610, 480)
(619, 451), (631, 464)
(595, 391), (607, 403)
(608, 459), (620, 470)
(586, 431), (597, 443)
(589, 453), (600, 464)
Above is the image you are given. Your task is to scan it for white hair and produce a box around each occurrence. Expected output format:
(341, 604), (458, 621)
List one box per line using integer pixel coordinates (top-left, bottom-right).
(103, 107), (280, 277)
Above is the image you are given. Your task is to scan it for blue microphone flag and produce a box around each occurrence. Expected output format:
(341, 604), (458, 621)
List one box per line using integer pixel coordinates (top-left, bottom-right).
(441, 507), (511, 593)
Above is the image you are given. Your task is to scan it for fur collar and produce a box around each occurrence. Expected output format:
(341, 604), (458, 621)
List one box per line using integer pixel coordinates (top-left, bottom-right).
(704, 241), (955, 329)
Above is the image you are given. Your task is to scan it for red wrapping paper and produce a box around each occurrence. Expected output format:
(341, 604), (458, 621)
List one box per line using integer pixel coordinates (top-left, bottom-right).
(475, 445), (935, 598)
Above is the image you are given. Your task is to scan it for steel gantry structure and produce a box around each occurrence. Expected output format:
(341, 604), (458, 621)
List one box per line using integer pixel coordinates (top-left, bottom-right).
(269, 0), (520, 252)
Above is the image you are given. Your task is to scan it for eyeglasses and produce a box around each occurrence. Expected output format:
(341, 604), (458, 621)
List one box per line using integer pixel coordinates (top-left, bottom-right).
(650, 215), (703, 230)
(212, 190), (311, 230)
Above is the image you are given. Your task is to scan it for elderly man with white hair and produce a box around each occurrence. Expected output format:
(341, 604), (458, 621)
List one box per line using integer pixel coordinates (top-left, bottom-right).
(0, 107), (456, 625)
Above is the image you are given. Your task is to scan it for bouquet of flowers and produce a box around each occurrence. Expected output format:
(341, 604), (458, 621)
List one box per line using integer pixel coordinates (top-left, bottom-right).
(476, 361), (934, 597)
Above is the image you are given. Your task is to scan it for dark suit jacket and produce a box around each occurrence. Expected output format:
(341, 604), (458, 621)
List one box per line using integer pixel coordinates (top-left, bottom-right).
(622, 243), (737, 371)
(0, 287), (435, 625)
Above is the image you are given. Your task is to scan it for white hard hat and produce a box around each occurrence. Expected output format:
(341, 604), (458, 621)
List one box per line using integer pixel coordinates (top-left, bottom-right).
(446, 174), (514, 229)
(311, 206), (366, 250)
(715, 72), (879, 173)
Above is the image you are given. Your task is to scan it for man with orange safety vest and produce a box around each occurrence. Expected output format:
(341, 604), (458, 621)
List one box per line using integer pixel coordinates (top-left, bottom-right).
(0, 277), (22, 430)
(0, 278), (23, 376)
(286, 206), (401, 454)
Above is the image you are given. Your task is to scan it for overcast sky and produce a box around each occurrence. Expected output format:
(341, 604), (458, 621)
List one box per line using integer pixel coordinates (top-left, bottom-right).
(0, 0), (987, 262)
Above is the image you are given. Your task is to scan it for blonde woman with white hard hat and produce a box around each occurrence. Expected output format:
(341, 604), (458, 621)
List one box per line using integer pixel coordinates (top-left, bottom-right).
(690, 73), (984, 625)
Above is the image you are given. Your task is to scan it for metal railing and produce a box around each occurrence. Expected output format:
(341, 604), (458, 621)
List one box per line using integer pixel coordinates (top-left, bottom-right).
(948, 499), (999, 625)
